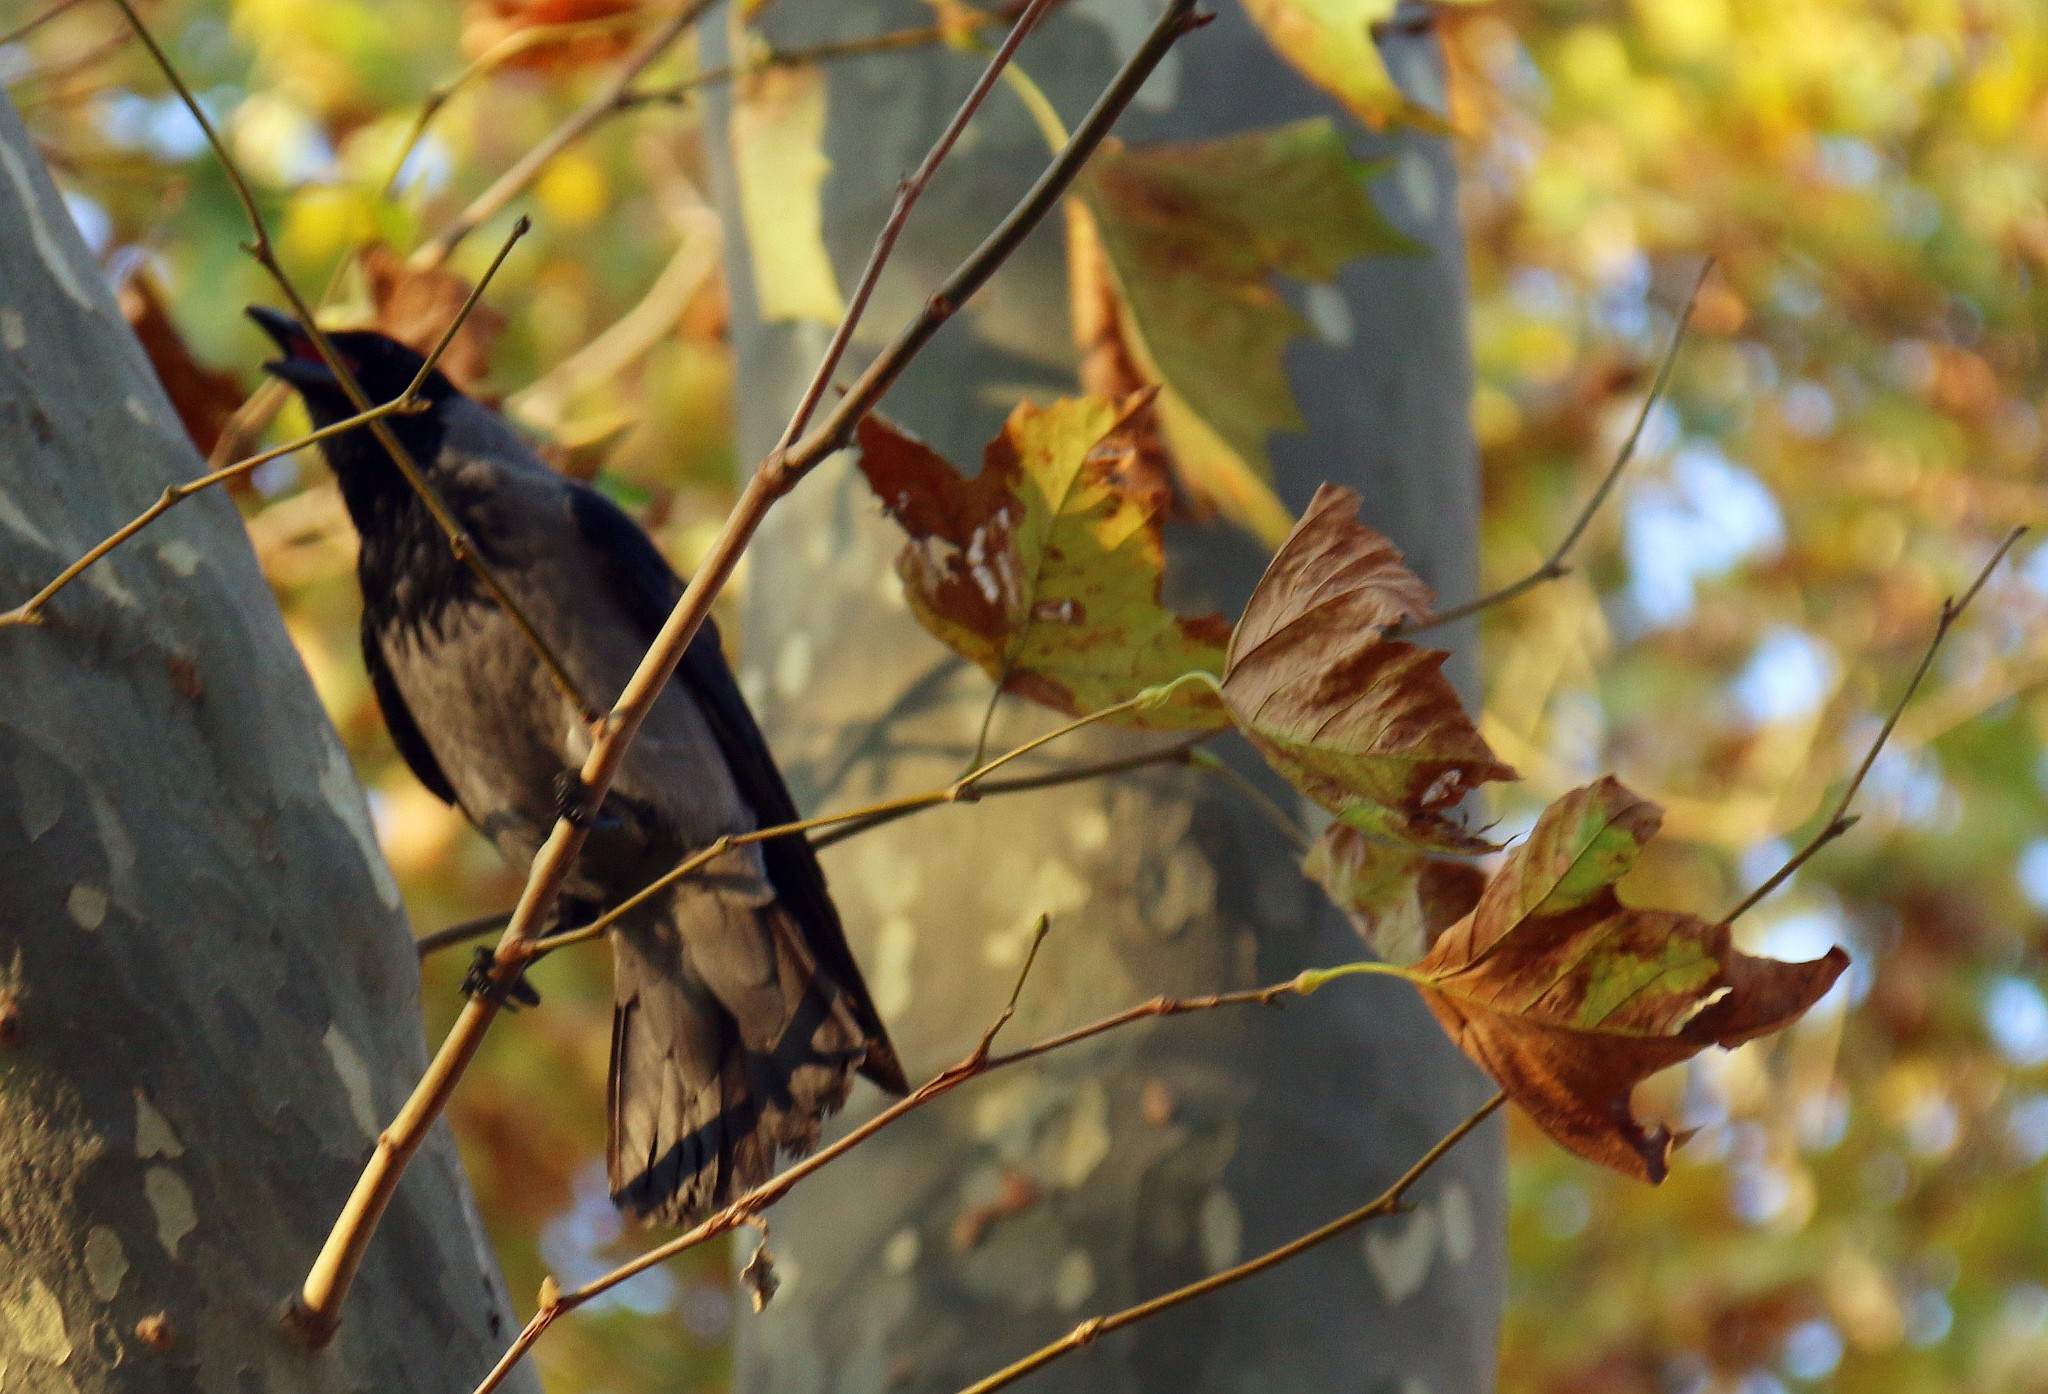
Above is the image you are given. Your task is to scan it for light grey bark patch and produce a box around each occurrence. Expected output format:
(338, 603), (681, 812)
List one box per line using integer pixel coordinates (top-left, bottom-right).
(0, 90), (536, 1393)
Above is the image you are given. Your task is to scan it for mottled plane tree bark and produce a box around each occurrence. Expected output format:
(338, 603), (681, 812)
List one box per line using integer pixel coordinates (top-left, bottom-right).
(703, 4), (1503, 1392)
(0, 96), (538, 1394)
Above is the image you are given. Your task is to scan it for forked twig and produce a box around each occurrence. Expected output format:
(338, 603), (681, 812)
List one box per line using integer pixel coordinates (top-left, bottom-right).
(1394, 258), (1714, 639)
(296, 0), (1206, 1342)
(409, 0), (721, 270)
(1720, 526), (2024, 923)
(415, 734), (1212, 960)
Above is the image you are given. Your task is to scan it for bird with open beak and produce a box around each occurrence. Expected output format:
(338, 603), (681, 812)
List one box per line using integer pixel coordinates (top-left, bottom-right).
(250, 306), (907, 1225)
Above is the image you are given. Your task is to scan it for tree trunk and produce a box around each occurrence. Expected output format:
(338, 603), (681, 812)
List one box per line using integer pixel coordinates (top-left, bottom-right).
(706, 5), (1502, 1392)
(0, 97), (537, 1394)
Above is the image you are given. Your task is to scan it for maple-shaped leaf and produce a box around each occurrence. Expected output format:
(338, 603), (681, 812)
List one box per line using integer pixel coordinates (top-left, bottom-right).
(1414, 777), (1849, 1182)
(1304, 822), (1483, 967)
(1221, 484), (1513, 848)
(1074, 120), (1418, 546)
(856, 396), (1232, 730)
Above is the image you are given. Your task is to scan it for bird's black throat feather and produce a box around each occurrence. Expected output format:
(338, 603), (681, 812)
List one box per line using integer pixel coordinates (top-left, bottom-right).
(321, 411), (503, 641)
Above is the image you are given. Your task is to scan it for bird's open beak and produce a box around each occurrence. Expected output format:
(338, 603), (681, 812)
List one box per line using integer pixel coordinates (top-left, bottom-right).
(247, 305), (338, 391)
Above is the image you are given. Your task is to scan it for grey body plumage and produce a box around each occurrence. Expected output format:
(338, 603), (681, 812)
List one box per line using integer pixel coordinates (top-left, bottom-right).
(251, 308), (906, 1224)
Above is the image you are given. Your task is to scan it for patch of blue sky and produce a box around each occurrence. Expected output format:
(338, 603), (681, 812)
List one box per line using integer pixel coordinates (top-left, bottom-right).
(1623, 442), (1785, 628)
(1984, 975), (2048, 1067)
(1732, 626), (1835, 726)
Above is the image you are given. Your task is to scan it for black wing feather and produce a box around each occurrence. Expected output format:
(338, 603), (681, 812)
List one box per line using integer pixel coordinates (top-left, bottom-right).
(567, 484), (906, 1094)
(361, 613), (460, 806)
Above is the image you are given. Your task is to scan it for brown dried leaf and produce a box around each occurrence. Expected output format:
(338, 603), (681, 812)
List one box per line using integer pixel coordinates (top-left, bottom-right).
(1221, 484), (1512, 848)
(1414, 777), (1848, 1181)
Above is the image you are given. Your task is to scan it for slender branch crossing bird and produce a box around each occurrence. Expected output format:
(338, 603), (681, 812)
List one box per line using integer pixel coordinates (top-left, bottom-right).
(251, 307), (908, 1225)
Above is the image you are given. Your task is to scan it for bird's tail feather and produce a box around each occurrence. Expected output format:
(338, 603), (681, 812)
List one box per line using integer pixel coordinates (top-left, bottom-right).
(606, 878), (868, 1226)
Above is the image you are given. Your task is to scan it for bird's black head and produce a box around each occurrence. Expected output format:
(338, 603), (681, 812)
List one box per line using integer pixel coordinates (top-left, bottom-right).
(249, 307), (486, 630)
(248, 307), (459, 486)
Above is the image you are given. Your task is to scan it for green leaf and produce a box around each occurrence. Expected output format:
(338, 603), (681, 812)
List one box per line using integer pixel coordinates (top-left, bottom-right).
(1236, 0), (1417, 129)
(1303, 822), (1485, 966)
(856, 396), (1232, 730)
(1075, 120), (1419, 546)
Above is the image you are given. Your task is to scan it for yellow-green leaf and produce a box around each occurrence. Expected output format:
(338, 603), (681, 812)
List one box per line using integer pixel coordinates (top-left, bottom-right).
(1237, 0), (1407, 128)
(856, 396), (1231, 730)
(1076, 120), (1419, 545)
(730, 65), (843, 325)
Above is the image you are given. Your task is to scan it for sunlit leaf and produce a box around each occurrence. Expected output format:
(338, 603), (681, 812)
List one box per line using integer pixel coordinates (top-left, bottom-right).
(856, 396), (1232, 730)
(1414, 777), (1849, 1181)
(1236, 0), (1423, 128)
(1075, 120), (1418, 546)
(1304, 822), (1485, 966)
(730, 64), (844, 325)
(1222, 484), (1512, 847)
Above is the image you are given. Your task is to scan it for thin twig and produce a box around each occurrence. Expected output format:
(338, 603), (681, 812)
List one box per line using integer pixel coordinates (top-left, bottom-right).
(528, 686), (1195, 957)
(0, 220), (528, 627)
(1719, 527), (2024, 923)
(770, 0), (1062, 452)
(106, 0), (598, 721)
(0, 0), (88, 49)
(418, 735), (1209, 961)
(469, 962), (1315, 1394)
(410, 0), (720, 270)
(295, 0), (1205, 1341)
(1394, 259), (1714, 639)
(1186, 749), (1309, 853)
(950, 1093), (1506, 1394)
(618, 14), (1007, 109)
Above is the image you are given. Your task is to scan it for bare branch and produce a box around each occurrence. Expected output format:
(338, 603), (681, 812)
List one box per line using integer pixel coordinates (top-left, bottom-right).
(0, 0), (88, 48)
(0, 220), (529, 628)
(618, 10), (1015, 110)
(950, 1093), (1506, 1394)
(470, 959), (1313, 1394)
(1394, 258), (1714, 639)
(380, 10), (658, 200)
(1721, 525), (2025, 923)
(294, 0), (1205, 1340)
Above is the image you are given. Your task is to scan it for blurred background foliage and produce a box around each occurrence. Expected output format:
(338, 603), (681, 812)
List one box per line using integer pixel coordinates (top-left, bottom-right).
(7, 0), (2048, 1391)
